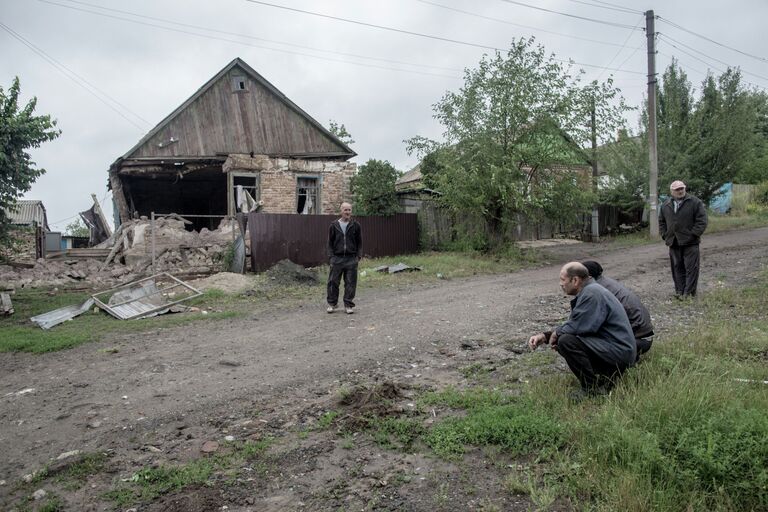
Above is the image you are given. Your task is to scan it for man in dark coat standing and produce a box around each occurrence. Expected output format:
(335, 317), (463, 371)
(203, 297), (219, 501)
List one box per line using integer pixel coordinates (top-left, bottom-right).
(327, 202), (362, 314)
(658, 180), (708, 297)
(529, 262), (636, 400)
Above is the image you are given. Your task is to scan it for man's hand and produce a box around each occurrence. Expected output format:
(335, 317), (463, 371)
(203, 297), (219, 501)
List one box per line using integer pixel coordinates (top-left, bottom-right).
(528, 333), (547, 351)
(549, 331), (558, 348)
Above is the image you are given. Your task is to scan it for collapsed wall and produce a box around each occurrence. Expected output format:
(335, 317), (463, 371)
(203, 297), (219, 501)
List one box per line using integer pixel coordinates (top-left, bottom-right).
(0, 215), (241, 289)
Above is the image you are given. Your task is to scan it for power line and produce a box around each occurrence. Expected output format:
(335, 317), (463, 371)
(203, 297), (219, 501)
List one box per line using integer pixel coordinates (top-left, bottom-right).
(496, 0), (643, 30)
(0, 22), (149, 131)
(658, 33), (768, 84)
(560, 0), (643, 15)
(38, 0), (463, 79)
(48, 0), (463, 74)
(596, 15), (645, 80)
(243, 0), (645, 75)
(657, 16), (768, 65)
(414, 0), (643, 49)
(658, 37), (768, 91)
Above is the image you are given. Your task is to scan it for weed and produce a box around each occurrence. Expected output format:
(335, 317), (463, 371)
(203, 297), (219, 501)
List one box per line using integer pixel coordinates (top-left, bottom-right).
(317, 410), (339, 430)
(369, 416), (424, 451)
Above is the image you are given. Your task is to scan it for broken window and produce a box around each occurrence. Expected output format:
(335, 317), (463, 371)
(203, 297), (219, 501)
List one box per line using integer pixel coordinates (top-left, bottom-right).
(233, 173), (260, 213)
(296, 177), (319, 215)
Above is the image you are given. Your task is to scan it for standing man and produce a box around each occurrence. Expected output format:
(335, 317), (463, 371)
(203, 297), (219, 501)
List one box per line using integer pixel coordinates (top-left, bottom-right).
(528, 262), (636, 400)
(658, 180), (708, 298)
(581, 260), (654, 360)
(327, 202), (362, 314)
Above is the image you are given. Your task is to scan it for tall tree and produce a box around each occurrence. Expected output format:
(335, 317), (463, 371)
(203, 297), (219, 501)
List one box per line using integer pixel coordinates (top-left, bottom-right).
(351, 159), (400, 216)
(0, 77), (60, 239)
(406, 38), (628, 245)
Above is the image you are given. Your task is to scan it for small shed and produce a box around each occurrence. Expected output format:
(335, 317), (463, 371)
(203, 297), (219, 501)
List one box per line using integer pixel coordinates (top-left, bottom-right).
(109, 58), (357, 231)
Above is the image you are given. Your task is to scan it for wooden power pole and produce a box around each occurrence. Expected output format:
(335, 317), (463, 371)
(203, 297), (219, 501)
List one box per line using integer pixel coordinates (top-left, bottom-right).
(590, 98), (599, 242)
(646, 10), (660, 238)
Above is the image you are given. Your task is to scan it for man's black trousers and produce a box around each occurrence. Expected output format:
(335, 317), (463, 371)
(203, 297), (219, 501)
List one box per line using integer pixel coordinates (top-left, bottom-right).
(327, 256), (358, 308)
(669, 243), (700, 296)
(556, 334), (631, 390)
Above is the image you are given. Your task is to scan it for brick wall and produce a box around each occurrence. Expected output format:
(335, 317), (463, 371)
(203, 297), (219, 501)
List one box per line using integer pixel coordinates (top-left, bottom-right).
(224, 154), (356, 215)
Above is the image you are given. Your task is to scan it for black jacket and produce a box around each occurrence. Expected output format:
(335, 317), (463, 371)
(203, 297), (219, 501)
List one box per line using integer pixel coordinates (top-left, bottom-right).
(659, 194), (708, 247)
(328, 219), (362, 259)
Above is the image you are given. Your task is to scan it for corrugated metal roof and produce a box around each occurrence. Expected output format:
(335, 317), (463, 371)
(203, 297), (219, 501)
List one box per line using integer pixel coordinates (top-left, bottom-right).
(4, 200), (48, 229)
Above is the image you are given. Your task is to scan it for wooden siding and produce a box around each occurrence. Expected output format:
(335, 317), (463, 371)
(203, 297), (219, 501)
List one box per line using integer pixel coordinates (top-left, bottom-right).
(248, 213), (419, 271)
(130, 65), (344, 159)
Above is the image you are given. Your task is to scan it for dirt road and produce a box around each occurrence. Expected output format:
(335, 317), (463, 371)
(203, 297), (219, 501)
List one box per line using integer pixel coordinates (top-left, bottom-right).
(2, 227), (766, 510)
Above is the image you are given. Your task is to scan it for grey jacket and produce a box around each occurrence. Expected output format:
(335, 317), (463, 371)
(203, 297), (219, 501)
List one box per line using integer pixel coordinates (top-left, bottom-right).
(555, 280), (636, 366)
(596, 275), (654, 339)
(659, 194), (708, 247)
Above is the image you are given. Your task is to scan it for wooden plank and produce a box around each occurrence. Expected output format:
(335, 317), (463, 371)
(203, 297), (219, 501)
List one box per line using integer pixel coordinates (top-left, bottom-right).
(1, 292), (14, 316)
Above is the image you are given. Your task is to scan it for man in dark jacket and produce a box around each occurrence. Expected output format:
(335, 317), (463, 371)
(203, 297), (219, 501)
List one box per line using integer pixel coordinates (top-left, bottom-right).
(529, 262), (636, 400)
(327, 202), (362, 314)
(582, 260), (654, 360)
(658, 180), (708, 297)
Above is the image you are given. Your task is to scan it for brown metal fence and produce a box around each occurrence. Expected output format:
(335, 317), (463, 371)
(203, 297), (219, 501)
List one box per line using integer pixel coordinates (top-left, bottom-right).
(248, 213), (419, 271)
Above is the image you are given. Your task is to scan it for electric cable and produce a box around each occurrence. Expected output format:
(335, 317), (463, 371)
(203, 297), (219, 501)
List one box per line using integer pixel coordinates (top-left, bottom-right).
(658, 16), (768, 64)
(496, 0), (643, 30)
(414, 0), (642, 49)
(0, 22), (149, 131)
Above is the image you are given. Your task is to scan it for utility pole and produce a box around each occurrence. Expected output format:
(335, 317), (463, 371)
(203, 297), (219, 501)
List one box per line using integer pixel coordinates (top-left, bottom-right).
(590, 98), (599, 242)
(646, 10), (660, 238)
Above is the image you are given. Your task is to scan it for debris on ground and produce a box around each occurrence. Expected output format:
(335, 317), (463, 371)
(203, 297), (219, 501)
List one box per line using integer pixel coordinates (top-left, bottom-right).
(1, 291), (13, 316)
(373, 263), (422, 274)
(29, 273), (202, 327)
(188, 272), (254, 293)
(338, 381), (409, 430)
(264, 259), (319, 286)
(30, 298), (95, 329)
(92, 273), (202, 320)
(0, 214), (241, 290)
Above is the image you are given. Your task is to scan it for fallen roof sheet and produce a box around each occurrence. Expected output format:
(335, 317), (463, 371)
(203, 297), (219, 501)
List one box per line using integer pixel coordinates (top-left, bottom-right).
(30, 298), (95, 330)
(91, 272), (202, 320)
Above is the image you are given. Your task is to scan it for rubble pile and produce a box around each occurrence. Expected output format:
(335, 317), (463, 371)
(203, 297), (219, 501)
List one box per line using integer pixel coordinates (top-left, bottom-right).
(0, 215), (243, 289)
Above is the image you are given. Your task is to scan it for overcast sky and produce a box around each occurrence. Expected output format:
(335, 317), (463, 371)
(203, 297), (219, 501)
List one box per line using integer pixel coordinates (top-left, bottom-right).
(3, 0), (767, 231)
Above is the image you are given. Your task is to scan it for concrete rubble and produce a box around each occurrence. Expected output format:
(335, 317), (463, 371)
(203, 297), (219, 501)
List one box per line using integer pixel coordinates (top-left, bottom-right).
(0, 214), (241, 289)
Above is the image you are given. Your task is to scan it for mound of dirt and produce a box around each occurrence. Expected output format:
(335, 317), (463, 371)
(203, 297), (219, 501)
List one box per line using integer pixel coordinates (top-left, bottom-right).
(264, 259), (319, 286)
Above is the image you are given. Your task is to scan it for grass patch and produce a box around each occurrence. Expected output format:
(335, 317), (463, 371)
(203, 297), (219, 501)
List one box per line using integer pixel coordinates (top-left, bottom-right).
(515, 272), (768, 511)
(0, 288), (240, 353)
(105, 438), (271, 508)
(369, 416), (424, 451)
(424, 399), (565, 460)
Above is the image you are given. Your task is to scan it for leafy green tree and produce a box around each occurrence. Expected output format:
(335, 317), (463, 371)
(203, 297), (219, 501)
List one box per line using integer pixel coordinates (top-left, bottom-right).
(351, 159), (400, 216)
(735, 91), (768, 184)
(65, 218), (90, 237)
(328, 120), (355, 145)
(0, 77), (60, 240)
(597, 129), (648, 214)
(405, 38), (628, 245)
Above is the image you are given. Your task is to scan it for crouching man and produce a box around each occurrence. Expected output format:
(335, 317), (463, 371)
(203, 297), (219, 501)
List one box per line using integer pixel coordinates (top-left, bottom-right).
(528, 262), (636, 400)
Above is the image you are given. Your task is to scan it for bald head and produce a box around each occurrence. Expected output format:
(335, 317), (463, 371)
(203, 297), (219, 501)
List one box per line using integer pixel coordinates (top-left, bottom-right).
(559, 262), (589, 296)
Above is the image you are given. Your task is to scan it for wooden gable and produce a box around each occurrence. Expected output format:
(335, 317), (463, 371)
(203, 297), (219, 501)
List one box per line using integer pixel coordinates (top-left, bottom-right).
(122, 58), (355, 161)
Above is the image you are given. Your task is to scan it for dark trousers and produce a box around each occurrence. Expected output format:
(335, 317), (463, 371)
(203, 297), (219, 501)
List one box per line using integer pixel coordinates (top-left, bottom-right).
(327, 256), (358, 308)
(556, 334), (631, 390)
(636, 337), (653, 358)
(669, 243), (700, 296)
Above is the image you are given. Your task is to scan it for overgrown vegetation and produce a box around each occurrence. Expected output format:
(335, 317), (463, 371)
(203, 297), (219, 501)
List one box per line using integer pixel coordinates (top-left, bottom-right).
(333, 272), (768, 511)
(350, 158), (401, 216)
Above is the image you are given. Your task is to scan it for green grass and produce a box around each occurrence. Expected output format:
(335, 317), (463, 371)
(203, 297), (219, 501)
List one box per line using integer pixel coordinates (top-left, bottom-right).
(515, 273), (768, 511)
(707, 211), (768, 233)
(104, 438), (271, 508)
(0, 288), (240, 353)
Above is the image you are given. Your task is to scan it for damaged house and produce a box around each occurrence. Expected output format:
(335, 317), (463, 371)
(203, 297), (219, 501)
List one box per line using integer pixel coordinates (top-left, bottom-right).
(109, 57), (357, 231)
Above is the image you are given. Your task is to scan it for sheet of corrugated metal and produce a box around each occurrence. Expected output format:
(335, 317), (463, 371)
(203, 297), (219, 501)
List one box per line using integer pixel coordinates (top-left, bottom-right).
(248, 213), (419, 272)
(5, 200), (48, 227)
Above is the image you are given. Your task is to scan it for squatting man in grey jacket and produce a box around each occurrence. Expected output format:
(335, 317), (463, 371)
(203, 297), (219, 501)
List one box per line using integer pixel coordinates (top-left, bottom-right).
(528, 262), (636, 400)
